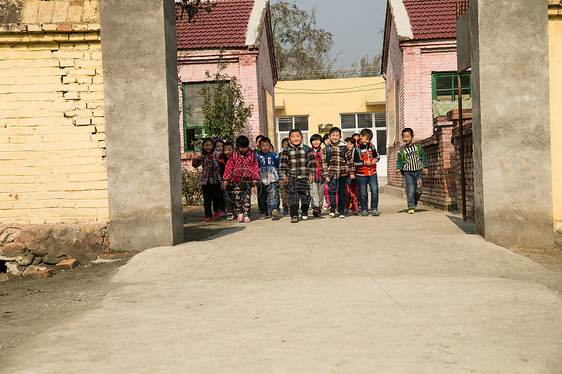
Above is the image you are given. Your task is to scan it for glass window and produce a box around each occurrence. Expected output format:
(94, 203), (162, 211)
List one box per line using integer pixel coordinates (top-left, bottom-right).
(341, 114), (355, 129)
(276, 116), (310, 150)
(182, 82), (219, 152)
(376, 130), (387, 156)
(357, 113), (372, 128)
(374, 112), (386, 128)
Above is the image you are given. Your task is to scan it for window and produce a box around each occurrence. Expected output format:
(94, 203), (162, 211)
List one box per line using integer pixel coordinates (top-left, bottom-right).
(276, 116), (309, 150)
(339, 112), (387, 156)
(182, 82), (219, 152)
(432, 72), (471, 101)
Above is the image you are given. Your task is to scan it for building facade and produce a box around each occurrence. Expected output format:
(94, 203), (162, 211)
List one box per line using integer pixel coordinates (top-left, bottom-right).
(274, 77), (387, 176)
(382, 0), (470, 187)
(176, 0), (277, 167)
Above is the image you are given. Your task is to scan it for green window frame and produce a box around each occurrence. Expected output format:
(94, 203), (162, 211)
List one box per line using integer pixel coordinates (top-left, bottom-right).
(431, 72), (472, 101)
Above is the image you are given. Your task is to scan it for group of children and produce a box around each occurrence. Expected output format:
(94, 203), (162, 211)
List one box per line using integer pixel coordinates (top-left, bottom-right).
(192, 126), (428, 223)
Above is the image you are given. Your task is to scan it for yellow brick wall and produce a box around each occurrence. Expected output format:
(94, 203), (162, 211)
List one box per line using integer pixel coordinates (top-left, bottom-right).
(0, 30), (108, 224)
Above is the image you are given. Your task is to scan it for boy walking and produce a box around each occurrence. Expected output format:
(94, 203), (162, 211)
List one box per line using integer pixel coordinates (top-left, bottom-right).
(352, 129), (381, 216)
(395, 127), (429, 214)
(279, 129), (316, 223)
(257, 137), (280, 220)
(322, 127), (355, 218)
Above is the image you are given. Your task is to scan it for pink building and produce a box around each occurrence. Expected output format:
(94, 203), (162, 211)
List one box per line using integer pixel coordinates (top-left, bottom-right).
(176, 0), (277, 166)
(382, 0), (471, 186)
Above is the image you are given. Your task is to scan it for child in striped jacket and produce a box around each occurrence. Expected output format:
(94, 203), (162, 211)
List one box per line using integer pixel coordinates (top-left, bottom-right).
(395, 127), (429, 214)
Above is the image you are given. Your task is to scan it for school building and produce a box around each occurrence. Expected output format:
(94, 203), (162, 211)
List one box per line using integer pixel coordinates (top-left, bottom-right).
(274, 77), (387, 177)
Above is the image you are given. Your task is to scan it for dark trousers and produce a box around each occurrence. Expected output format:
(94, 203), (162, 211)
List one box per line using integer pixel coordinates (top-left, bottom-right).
(202, 183), (221, 218)
(287, 177), (310, 217)
(328, 177), (348, 214)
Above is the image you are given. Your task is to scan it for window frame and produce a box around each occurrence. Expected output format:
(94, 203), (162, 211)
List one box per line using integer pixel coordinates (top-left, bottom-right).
(339, 112), (387, 156)
(431, 72), (472, 101)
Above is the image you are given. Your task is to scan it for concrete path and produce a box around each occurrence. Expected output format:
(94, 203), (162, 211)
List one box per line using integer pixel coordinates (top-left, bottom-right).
(2, 194), (561, 373)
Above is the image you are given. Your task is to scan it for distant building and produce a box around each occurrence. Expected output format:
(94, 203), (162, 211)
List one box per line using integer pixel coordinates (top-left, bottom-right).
(274, 77), (387, 176)
(176, 0), (277, 166)
(381, 0), (470, 185)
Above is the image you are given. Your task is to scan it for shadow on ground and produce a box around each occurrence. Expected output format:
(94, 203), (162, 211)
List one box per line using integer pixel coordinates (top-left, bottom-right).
(183, 206), (246, 242)
(447, 215), (476, 235)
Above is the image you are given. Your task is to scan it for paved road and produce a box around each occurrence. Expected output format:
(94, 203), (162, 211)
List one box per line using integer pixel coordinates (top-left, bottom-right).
(2, 194), (561, 373)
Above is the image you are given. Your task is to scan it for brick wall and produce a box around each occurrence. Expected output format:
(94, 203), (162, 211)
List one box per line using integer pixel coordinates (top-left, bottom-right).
(418, 119), (457, 210)
(0, 1), (108, 224)
(452, 119), (475, 219)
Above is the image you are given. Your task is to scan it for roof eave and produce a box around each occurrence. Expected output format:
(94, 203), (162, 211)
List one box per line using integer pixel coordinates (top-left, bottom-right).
(389, 0), (414, 41)
(245, 0), (268, 47)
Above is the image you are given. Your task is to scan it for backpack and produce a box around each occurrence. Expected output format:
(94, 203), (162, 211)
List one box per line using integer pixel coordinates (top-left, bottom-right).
(324, 143), (347, 165)
(400, 144), (421, 163)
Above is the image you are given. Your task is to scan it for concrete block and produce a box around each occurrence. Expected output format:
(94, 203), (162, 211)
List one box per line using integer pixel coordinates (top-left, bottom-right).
(100, 0), (184, 252)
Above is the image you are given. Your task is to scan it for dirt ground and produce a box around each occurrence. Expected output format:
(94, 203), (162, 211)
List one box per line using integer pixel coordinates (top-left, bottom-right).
(1, 206), (560, 358)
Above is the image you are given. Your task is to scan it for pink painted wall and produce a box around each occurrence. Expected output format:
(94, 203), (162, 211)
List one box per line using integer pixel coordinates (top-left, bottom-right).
(384, 22), (457, 184)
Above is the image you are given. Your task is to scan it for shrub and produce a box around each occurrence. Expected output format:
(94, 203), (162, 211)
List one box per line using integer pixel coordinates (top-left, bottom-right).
(182, 170), (203, 206)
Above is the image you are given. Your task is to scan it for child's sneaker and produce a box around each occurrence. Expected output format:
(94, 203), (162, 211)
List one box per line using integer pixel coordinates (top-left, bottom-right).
(291, 216), (298, 223)
(220, 211), (226, 218)
(313, 208), (320, 217)
(372, 210), (380, 216)
(237, 214), (244, 222)
(271, 209), (279, 220)
(361, 210), (369, 217)
(260, 214), (266, 220)
(214, 212), (221, 220)
(302, 215), (308, 221)
(227, 213), (234, 221)
(244, 215), (251, 223)
(329, 208), (336, 217)
(407, 209), (415, 214)
(352, 210), (359, 216)
(339, 213), (346, 219)
(204, 217), (212, 222)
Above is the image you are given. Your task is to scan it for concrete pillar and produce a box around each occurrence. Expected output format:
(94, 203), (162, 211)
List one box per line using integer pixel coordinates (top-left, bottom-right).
(469, 0), (553, 248)
(100, 0), (184, 251)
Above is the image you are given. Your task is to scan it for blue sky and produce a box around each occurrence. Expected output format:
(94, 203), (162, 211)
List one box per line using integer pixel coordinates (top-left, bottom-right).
(270, 0), (388, 69)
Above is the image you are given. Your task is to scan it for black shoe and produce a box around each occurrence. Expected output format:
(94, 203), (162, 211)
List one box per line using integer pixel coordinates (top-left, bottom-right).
(291, 216), (298, 223)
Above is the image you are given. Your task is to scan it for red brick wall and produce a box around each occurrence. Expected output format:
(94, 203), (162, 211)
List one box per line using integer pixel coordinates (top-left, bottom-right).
(418, 120), (457, 210)
(452, 120), (474, 218)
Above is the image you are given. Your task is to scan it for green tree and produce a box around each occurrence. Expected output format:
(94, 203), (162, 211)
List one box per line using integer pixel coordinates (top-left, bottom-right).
(176, 0), (215, 22)
(271, 1), (337, 80)
(350, 54), (382, 78)
(200, 61), (253, 143)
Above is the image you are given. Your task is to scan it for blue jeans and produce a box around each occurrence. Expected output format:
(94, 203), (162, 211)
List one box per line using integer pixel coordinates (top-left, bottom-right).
(258, 181), (280, 214)
(357, 174), (379, 212)
(404, 170), (423, 209)
(328, 177), (348, 214)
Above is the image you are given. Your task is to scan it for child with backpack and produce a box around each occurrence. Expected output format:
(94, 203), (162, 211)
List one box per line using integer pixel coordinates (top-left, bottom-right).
(279, 129), (316, 223)
(395, 127), (429, 214)
(257, 137), (280, 220)
(322, 127), (355, 218)
(222, 136), (260, 223)
(352, 129), (381, 216)
(192, 138), (221, 222)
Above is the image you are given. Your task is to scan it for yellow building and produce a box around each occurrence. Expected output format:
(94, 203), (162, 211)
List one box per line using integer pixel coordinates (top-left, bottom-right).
(274, 77), (387, 175)
(549, 0), (562, 246)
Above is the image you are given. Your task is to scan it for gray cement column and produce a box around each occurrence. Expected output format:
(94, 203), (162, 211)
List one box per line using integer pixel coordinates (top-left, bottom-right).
(100, 0), (184, 251)
(469, 0), (553, 248)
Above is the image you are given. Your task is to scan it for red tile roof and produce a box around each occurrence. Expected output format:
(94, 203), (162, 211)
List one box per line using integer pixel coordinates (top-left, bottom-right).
(176, 0), (255, 50)
(403, 0), (465, 40)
